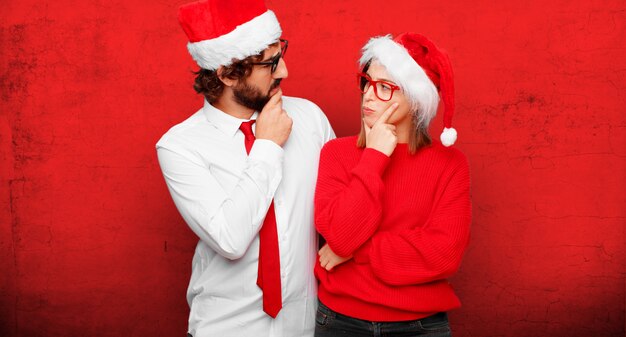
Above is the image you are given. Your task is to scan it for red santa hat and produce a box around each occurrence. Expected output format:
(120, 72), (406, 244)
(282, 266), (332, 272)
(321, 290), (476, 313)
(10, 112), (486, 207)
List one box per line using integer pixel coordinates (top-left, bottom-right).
(359, 33), (458, 146)
(178, 0), (282, 70)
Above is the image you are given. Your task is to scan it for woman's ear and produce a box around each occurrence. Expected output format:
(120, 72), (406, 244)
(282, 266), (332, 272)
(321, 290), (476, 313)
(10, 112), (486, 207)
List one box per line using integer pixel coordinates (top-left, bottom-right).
(216, 66), (236, 87)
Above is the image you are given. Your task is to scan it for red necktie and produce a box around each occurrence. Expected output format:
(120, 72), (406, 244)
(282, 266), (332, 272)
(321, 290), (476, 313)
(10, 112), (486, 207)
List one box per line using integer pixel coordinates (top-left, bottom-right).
(239, 120), (282, 318)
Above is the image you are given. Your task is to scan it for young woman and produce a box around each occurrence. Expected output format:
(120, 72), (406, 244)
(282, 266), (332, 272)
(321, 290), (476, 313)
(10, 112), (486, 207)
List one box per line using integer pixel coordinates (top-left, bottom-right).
(314, 33), (471, 336)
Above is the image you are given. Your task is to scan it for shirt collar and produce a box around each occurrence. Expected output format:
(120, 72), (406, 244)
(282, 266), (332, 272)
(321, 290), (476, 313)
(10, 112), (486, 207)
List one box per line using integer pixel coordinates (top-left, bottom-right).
(202, 100), (259, 137)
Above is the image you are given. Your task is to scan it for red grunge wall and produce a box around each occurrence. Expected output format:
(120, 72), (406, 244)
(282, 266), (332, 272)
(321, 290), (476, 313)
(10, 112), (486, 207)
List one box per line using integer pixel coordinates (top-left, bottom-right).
(1, 0), (624, 336)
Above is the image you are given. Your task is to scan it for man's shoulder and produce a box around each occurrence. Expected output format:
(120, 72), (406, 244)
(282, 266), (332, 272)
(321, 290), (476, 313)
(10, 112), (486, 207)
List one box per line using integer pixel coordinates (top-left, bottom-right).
(282, 95), (315, 106)
(156, 108), (205, 149)
(282, 96), (333, 134)
(282, 96), (323, 115)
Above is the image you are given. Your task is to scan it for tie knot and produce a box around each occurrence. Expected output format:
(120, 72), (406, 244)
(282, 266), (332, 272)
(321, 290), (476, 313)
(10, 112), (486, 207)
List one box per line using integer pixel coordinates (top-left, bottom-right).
(239, 120), (256, 139)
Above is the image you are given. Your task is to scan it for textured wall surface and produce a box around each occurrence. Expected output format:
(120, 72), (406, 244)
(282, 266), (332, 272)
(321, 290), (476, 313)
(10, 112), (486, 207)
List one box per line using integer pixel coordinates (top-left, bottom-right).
(1, 0), (624, 336)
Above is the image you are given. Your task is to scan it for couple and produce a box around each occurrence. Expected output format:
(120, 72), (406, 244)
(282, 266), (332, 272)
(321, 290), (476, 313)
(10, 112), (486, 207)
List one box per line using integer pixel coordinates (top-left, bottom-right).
(156, 1), (471, 336)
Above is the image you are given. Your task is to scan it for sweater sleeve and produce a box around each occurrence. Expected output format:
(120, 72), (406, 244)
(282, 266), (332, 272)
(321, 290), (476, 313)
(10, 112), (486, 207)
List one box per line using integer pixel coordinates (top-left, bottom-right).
(354, 155), (471, 285)
(315, 144), (390, 257)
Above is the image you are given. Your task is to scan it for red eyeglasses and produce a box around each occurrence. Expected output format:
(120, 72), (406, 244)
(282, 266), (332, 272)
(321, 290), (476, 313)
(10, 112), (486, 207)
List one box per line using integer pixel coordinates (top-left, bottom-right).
(356, 72), (400, 101)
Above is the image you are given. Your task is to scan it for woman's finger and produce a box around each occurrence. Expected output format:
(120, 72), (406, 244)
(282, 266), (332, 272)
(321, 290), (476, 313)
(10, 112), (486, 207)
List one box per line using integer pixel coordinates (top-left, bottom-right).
(374, 103), (399, 126)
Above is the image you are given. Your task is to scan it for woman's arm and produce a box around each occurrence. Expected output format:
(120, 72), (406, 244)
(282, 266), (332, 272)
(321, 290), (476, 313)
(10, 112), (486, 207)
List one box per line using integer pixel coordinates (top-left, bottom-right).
(315, 144), (390, 257)
(354, 157), (471, 285)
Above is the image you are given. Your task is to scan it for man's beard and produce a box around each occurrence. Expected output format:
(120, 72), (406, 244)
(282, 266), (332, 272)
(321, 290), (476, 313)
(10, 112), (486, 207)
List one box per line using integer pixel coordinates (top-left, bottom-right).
(233, 79), (282, 112)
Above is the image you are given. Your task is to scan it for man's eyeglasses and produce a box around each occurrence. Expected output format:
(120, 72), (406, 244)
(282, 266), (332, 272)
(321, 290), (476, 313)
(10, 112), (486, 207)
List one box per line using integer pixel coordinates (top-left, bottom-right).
(252, 39), (288, 73)
(357, 72), (400, 101)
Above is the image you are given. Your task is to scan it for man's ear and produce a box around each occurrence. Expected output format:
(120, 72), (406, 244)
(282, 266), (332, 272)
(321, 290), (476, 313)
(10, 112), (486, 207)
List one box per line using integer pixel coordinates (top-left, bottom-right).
(217, 66), (237, 87)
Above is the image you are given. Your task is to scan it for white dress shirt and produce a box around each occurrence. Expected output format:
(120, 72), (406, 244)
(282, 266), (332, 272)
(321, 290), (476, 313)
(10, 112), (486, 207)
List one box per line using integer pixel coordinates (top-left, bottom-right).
(156, 97), (335, 337)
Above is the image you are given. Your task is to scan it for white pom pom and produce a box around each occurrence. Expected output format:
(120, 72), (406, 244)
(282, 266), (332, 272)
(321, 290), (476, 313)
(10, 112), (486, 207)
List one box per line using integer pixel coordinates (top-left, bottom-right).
(440, 127), (457, 147)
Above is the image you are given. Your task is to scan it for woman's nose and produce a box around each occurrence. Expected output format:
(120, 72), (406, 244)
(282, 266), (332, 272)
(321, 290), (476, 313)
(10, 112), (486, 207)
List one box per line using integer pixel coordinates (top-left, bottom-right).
(363, 85), (376, 101)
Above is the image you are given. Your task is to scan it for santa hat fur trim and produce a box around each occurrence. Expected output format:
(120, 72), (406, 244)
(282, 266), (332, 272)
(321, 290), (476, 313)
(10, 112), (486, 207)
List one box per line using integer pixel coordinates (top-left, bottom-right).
(186, 10), (281, 70)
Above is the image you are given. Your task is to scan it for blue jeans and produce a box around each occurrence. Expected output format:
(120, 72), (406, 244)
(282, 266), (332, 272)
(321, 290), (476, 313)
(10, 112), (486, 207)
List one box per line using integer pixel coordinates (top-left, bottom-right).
(314, 300), (452, 337)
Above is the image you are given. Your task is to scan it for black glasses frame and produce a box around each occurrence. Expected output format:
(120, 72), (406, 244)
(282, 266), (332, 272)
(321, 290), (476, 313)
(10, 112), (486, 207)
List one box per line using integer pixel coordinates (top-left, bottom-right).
(251, 39), (288, 73)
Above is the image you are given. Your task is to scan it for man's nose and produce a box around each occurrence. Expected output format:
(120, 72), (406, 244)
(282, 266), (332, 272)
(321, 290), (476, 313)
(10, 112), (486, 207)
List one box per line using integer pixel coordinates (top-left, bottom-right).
(273, 57), (288, 79)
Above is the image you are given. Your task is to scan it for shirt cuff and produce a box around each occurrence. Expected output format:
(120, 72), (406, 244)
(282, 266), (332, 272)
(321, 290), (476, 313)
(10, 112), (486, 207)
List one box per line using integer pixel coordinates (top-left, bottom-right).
(356, 148), (391, 176)
(249, 139), (284, 166)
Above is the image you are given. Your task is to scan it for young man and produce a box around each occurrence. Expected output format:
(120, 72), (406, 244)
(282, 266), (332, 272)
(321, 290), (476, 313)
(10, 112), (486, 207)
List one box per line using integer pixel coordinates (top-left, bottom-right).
(156, 1), (335, 336)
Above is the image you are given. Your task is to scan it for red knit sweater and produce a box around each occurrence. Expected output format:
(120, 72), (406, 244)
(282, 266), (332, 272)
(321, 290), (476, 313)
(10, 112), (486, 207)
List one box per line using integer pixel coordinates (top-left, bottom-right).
(314, 136), (471, 321)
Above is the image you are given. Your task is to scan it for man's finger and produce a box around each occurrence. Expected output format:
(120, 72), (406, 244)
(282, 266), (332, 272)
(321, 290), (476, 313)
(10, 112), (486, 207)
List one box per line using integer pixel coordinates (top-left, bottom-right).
(374, 103), (399, 125)
(267, 88), (283, 106)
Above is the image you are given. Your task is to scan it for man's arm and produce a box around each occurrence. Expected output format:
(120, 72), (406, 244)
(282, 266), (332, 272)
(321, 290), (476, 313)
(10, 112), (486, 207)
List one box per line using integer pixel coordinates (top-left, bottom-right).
(157, 140), (283, 260)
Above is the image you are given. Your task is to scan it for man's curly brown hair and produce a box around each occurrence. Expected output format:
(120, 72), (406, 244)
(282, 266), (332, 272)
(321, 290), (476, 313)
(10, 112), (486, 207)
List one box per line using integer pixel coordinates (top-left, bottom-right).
(193, 51), (264, 104)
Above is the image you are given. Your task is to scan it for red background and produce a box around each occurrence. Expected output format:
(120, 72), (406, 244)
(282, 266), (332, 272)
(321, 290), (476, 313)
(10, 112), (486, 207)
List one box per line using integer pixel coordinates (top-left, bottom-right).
(1, 0), (625, 336)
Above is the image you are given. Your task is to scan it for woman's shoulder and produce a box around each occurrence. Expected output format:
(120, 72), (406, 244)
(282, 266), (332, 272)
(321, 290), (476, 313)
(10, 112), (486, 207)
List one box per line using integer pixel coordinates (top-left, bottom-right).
(320, 136), (362, 162)
(322, 135), (359, 152)
(420, 141), (469, 168)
